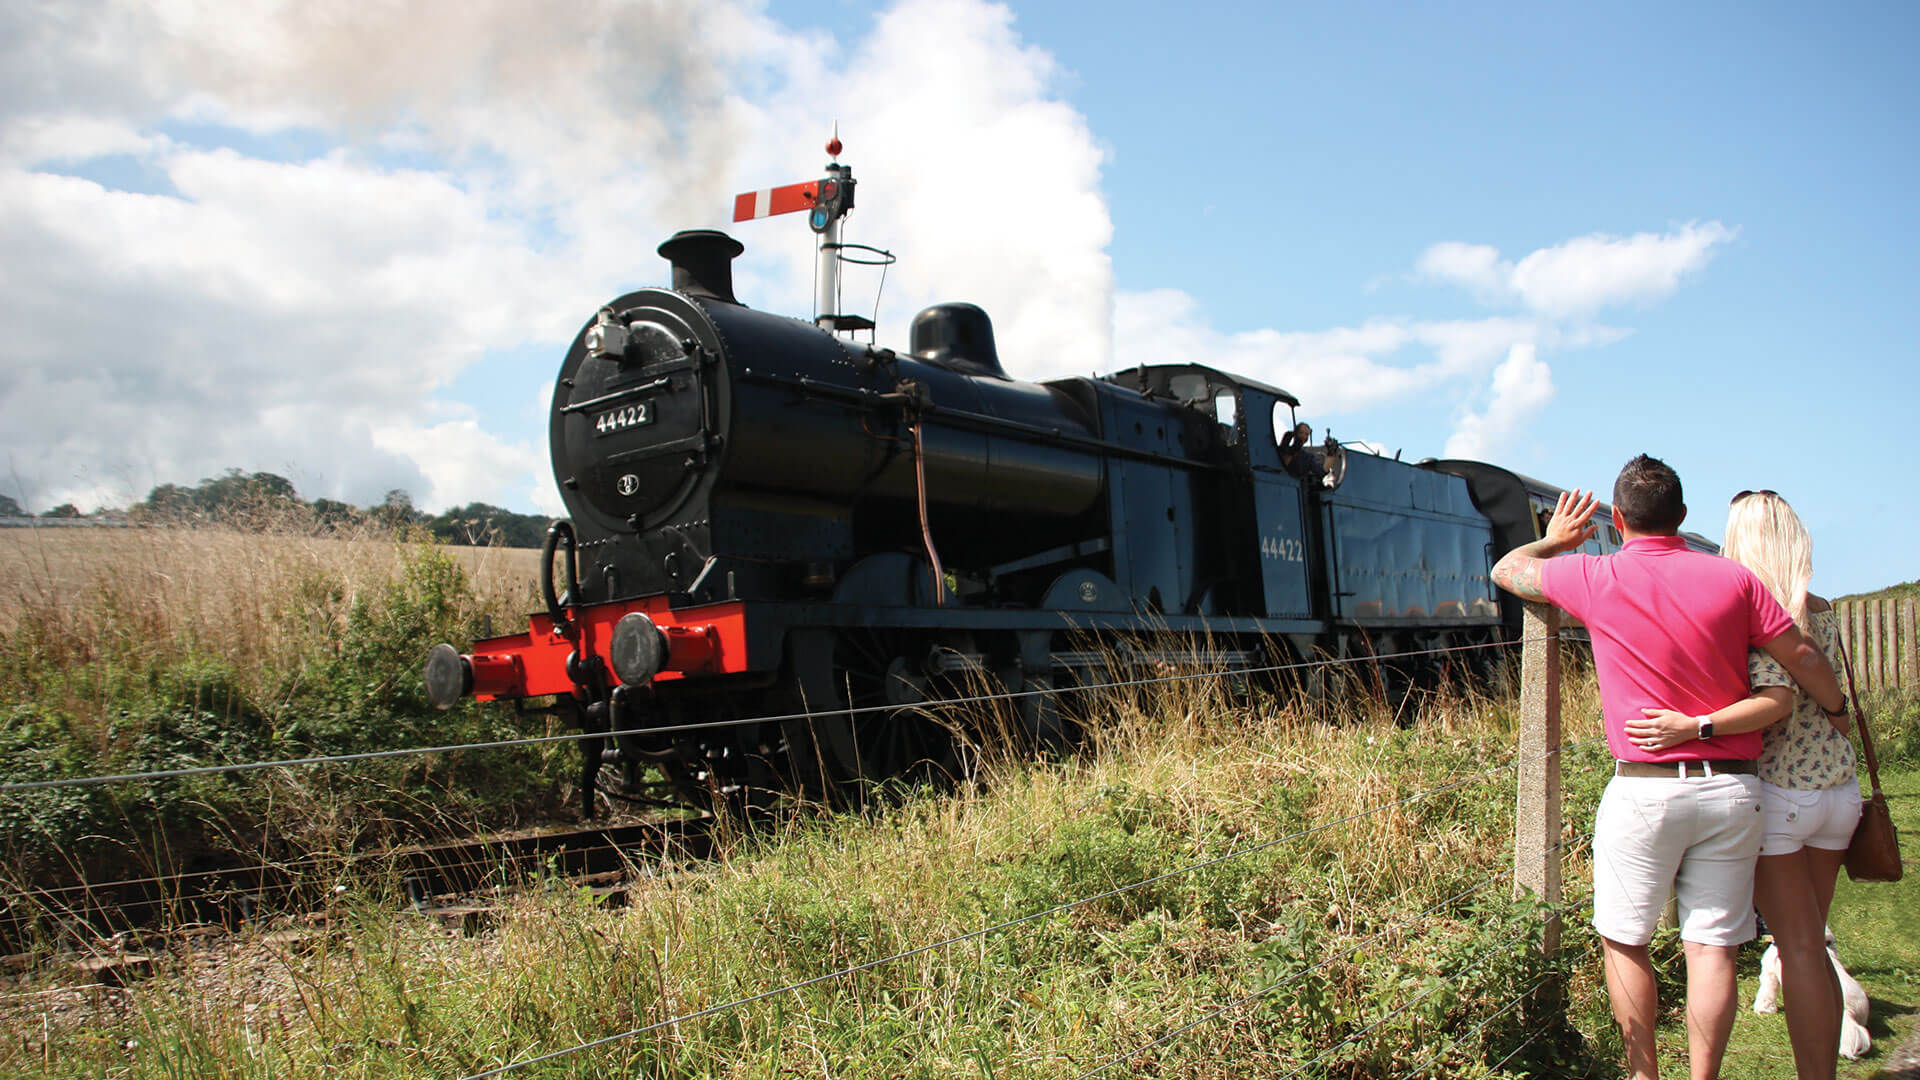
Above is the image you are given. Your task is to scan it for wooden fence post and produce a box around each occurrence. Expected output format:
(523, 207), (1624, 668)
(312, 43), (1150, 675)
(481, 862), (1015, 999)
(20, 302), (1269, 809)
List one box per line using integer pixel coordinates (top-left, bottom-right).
(1853, 602), (1869, 694)
(1905, 599), (1917, 691)
(1516, 601), (1562, 959)
(1833, 601), (1848, 670)
(1870, 599), (1886, 692)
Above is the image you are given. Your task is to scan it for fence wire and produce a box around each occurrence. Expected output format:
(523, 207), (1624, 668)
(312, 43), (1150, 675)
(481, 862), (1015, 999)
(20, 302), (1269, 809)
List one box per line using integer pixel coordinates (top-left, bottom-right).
(1392, 934), (1604, 1080)
(1074, 832), (1598, 1080)
(460, 732), (1596, 1080)
(0, 635), (1548, 795)
(1, 628), (1619, 1080)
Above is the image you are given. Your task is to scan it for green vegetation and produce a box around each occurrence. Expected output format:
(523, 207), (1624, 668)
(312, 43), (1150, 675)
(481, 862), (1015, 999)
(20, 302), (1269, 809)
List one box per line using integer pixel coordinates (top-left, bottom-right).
(0, 657), (1909, 1079)
(2, 522), (1913, 1077)
(2, 675), (1605, 1078)
(1835, 578), (1920, 606)
(0, 522), (557, 892)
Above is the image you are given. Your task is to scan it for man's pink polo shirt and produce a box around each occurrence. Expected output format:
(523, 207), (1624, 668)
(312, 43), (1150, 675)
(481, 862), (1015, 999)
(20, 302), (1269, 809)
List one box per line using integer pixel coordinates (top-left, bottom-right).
(1537, 535), (1794, 762)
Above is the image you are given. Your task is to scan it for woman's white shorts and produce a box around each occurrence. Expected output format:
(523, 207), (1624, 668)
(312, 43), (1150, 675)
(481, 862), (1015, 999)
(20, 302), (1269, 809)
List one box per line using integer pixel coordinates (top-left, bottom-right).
(1757, 781), (1862, 856)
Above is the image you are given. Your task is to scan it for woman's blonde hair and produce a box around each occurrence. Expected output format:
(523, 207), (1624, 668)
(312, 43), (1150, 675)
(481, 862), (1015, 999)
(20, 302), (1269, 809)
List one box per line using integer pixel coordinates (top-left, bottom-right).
(1722, 491), (1813, 627)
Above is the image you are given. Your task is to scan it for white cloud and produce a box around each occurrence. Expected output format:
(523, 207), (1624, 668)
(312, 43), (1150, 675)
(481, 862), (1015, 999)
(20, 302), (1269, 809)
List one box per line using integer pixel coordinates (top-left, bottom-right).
(0, 0), (1734, 513)
(1444, 344), (1556, 460)
(369, 417), (536, 511)
(1417, 222), (1738, 318)
(0, 0), (1117, 512)
(1113, 288), (1551, 415)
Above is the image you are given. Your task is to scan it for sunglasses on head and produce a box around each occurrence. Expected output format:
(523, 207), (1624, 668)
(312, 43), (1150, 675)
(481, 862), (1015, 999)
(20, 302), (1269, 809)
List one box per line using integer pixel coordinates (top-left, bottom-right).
(1731, 489), (1779, 505)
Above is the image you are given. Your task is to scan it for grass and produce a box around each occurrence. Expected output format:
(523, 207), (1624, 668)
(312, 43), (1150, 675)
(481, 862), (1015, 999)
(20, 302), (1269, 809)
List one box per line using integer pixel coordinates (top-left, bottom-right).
(0, 521), (561, 898)
(2, 520), (1915, 1077)
(0, 663), (1609, 1079)
(1835, 580), (1920, 607)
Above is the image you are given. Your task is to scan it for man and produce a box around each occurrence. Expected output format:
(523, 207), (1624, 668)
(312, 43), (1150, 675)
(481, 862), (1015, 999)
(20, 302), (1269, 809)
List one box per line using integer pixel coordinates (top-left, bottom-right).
(1491, 454), (1845, 1080)
(1278, 421), (1322, 481)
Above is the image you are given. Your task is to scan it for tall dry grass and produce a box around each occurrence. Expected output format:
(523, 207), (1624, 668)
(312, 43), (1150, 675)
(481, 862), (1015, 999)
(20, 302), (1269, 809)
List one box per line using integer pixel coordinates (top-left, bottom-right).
(0, 520), (538, 706)
(0, 516), (557, 891)
(0, 644), (1622, 1079)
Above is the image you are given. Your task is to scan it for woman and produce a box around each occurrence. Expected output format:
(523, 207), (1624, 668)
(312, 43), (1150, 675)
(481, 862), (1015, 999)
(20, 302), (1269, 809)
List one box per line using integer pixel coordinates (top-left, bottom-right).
(1634, 491), (1859, 1078)
(1731, 491), (1860, 1078)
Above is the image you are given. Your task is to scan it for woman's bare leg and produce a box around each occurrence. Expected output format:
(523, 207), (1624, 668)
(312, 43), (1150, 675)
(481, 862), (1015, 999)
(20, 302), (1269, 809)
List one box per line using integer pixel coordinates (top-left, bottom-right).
(1755, 850), (1841, 1080)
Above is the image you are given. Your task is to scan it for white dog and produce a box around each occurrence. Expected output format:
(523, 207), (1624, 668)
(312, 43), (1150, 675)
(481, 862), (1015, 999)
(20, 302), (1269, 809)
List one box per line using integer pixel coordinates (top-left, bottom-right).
(1753, 928), (1871, 1060)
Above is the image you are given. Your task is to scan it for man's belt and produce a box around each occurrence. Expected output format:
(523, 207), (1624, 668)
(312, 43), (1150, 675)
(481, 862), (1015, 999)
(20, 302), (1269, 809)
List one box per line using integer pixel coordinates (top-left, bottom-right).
(1615, 759), (1757, 779)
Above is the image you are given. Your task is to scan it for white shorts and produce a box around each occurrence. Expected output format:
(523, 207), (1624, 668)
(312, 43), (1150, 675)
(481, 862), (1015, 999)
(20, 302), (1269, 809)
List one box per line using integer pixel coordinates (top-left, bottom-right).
(1758, 781), (1862, 856)
(1591, 773), (1763, 947)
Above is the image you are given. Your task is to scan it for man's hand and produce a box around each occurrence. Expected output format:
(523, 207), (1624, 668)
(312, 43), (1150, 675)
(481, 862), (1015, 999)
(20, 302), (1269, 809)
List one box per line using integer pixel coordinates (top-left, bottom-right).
(1491, 489), (1600, 601)
(1541, 489), (1600, 552)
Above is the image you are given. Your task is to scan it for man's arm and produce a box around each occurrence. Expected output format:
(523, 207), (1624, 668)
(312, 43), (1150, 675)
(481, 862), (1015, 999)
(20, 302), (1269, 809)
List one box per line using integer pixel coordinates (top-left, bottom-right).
(1490, 489), (1600, 601)
(1757, 625), (1848, 728)
(1625, 687), (1794, 751)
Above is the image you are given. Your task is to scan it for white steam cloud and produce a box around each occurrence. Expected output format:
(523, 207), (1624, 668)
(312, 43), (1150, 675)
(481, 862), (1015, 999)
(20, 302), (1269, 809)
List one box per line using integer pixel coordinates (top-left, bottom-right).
(1, 0), (1731, 513)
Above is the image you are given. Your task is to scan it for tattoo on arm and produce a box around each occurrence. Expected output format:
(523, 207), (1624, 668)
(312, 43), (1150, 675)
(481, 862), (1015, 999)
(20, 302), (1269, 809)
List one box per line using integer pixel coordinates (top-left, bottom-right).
(1492, 553), (1548, 601)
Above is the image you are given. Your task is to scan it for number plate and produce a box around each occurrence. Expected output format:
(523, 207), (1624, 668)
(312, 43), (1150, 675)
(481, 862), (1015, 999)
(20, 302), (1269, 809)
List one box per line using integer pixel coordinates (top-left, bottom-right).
(592, 401), (653, 436)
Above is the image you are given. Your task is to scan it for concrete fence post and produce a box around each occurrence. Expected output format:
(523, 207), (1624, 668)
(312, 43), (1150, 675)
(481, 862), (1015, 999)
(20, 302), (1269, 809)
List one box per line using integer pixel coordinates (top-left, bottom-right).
(1515, 601), (1563, 959)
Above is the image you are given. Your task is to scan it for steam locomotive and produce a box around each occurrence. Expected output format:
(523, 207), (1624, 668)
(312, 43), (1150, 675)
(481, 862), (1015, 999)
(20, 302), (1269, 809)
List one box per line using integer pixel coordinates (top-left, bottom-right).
(422, 156), (1688, 811)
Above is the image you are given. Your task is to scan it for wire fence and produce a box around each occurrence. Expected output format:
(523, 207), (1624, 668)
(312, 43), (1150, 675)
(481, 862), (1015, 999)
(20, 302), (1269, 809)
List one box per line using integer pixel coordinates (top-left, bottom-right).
(0, 636), (1539, 796)
(455, 736), (1603, 1080)
(6, 624), (1628, 1079)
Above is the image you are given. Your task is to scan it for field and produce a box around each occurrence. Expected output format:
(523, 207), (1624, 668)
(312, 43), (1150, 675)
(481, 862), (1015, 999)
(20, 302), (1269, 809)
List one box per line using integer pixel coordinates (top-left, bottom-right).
(0, 526), (541, 644)
(0, 524), (557, 887)
(1, 526), (1914, 1078)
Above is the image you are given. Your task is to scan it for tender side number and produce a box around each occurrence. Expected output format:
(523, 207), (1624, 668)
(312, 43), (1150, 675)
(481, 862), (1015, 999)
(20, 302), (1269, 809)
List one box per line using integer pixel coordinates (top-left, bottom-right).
(1261, 536), (1305, 562)
(593, 402), (653, 436)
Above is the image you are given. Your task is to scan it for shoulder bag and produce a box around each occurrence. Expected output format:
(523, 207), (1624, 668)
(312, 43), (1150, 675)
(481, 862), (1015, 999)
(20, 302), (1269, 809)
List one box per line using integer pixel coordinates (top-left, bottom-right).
(1836, 639), (1904, 882)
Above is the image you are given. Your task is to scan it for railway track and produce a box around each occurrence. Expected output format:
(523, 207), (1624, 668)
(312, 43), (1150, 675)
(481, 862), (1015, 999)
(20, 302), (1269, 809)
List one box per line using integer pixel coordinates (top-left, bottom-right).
(0, 815), (713, 956)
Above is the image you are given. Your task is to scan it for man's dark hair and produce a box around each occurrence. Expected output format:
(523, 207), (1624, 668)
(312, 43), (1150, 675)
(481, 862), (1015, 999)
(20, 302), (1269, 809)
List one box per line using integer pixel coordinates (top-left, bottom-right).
(1613, 454), (1685, 533)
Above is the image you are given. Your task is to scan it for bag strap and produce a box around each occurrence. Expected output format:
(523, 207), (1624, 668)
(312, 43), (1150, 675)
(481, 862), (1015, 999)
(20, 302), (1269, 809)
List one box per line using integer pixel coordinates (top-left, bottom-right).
(1833, 636), (1885, 799)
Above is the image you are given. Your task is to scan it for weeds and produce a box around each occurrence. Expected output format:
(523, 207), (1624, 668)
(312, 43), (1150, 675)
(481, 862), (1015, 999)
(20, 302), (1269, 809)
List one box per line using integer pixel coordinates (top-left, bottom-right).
(1, 647), (1615, 1079)
(0, 519), (557, 903)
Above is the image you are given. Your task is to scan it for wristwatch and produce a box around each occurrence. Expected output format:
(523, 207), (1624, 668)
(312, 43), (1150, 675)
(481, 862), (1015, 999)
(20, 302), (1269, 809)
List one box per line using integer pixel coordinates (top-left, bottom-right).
(1697, 716), (1714, 740)
(1823, 695), (1849, 718)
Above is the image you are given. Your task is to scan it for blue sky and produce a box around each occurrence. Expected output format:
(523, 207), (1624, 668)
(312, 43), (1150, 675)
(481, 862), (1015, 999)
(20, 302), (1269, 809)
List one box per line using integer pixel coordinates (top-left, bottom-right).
(1, 0), (1912, 594)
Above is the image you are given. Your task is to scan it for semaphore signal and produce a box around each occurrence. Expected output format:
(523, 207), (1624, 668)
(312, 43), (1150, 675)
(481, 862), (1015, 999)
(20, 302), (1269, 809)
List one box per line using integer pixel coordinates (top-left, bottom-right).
(731, 125), (864, 332)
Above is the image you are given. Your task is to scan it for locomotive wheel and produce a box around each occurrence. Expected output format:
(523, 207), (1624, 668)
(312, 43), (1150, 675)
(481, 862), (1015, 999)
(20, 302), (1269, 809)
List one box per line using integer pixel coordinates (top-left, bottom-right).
(820, 629), (962, 792)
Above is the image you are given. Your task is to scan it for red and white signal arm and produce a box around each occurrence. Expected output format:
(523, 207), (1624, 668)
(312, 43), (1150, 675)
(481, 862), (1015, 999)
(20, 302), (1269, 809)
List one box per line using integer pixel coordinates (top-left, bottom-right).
(732, 181), (819, 222)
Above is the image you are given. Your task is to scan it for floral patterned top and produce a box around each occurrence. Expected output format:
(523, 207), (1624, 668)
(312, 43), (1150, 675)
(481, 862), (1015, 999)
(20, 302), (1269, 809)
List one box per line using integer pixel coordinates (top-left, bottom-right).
(1749, 607), (1857, 790)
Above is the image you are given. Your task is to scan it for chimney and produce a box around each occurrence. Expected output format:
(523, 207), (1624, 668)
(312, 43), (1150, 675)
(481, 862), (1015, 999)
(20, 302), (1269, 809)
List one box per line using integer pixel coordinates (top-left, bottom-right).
(657, 230), (744, 305)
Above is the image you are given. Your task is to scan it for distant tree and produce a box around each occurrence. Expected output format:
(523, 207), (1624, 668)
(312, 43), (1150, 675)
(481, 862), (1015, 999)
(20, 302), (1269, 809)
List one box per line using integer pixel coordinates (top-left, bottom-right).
(428, 502), (547, 547)
(311, 498), (364, 530)
(131, 471), (305, 526)
(371, 489), (421, 530)
(0, 493), (23, 518)
(40, 503), (81, 518)
(196, 469), (301, 520)
(131, 482), (197, 523)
